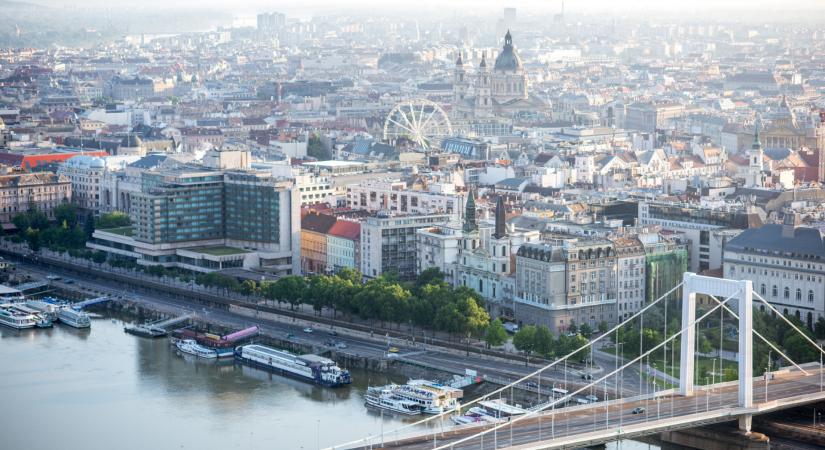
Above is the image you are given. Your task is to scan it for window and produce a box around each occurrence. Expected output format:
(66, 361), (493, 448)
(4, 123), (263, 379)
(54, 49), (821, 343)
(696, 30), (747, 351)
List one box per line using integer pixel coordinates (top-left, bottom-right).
(760, 284), (766, 296)
(809, 290), (815, 302)
(796, 288), (802, 301)
(772, 285), (778, 297)
(784, 287), (790, 299)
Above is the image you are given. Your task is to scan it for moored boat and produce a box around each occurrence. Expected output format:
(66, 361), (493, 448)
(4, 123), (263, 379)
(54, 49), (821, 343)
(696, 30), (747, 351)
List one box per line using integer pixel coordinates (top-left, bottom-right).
(234, 344), (351, 387)
(364, 386), (422, 415)
(0, 304), (38, 329)
(57, 307), (91, 328)
(176, 339), (217, 359)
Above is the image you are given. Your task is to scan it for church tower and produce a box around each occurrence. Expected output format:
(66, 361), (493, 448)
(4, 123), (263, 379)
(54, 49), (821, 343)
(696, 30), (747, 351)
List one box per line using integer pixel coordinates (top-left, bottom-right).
(452, 52), (467, 120)
(463, 189), (477, 232)
(475, 52), (493, 117)
(746, 116), (764, 188)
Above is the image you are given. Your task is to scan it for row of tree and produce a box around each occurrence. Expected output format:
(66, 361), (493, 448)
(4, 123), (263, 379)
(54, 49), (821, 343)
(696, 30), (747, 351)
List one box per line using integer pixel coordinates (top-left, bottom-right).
(510, 324), (591, 360)
(250, 268), (491, 336)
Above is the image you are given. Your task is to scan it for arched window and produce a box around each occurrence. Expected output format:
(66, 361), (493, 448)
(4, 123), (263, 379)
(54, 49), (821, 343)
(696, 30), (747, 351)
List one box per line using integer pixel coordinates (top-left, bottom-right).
(772, 285), (778, 297)
(796, 288), (802, 301)
(784, 287), (790, 299)
(809, 290), (815, 302)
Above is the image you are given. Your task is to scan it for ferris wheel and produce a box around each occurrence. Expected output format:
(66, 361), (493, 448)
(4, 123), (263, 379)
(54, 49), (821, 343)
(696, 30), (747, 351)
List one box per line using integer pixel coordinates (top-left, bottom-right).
(383, 99), (453, 150)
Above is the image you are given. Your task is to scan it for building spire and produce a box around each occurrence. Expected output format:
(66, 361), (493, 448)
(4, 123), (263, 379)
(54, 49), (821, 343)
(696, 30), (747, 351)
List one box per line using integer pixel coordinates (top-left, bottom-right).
(752, 114), (762, 150)
(494, 195), (506, 239)
(463, 189), (477, 232)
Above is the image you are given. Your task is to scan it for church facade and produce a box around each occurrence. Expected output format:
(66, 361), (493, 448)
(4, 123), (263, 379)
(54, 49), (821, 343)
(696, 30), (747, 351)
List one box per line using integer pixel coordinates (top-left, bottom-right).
(452, 31), (548, 123)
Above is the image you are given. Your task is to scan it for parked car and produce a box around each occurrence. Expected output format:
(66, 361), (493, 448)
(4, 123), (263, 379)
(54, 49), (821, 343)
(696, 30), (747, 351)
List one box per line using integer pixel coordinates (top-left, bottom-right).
(303, 327), (314, 333)
(581, 373), (593, 380)
(585, 395), (598, 402)
(388, 347), (399, 353)
(335, 342), (348, 349)
(632, 407), (646, 414)
(327, 330), (338, 336)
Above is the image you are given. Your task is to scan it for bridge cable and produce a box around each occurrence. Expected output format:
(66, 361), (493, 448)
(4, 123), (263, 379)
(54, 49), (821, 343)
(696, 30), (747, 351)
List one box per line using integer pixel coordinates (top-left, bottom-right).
(424, 288), (740, 450)
(324, 282), (685, 450)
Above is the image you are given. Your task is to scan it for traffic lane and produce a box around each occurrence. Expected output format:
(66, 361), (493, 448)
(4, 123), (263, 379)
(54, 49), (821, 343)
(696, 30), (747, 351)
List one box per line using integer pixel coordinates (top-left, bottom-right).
(377, 370), (825, 449)
(23, 263), (398, 359)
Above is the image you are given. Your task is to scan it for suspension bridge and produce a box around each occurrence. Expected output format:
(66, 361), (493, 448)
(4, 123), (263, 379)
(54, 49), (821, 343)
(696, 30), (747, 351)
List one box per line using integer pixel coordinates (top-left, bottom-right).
(327, 273), (825, 450)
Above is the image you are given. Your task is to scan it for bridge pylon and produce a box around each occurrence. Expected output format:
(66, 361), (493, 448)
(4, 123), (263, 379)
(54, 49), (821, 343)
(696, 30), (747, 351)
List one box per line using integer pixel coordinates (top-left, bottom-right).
(679, 273), (753, 431)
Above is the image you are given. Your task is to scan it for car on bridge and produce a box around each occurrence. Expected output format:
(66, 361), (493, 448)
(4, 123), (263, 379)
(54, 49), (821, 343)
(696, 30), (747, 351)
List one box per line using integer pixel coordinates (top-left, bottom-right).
(632, 406), (646, 414)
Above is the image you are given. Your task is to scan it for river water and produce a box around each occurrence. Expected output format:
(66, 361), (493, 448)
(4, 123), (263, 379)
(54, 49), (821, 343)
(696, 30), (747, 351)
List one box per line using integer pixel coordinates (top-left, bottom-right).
(0, 314), (657, 450)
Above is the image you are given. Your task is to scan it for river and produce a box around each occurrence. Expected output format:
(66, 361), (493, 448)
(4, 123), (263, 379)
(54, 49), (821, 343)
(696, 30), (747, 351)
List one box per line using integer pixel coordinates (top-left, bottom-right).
(0, 313), (657, 450)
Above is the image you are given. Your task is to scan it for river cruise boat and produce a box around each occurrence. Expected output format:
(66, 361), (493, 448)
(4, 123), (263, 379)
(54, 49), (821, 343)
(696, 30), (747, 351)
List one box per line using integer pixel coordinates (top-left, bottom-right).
(364, 386), (421, 415)
(393, 379), (463, 414)
(57, 307), (91, 328)
(0, 304), (38, 329)
(9, 304), (52, 327)
(234, 344), (351, 387)
(176, 339), (217, 359)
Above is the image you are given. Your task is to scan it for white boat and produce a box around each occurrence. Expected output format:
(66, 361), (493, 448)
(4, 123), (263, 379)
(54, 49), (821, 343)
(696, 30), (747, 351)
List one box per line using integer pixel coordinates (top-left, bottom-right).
(0, 304), (38, 329)
(365, 386), (421, 415)
(57, 307), (91, 328)
(452, 400), (527, 424)
(234, 344), (351, 387)
(9, 304), (52, 328)
(393, 380), (463, 414)
(176, 339), (217, 359)
(25, 300), (60, 320)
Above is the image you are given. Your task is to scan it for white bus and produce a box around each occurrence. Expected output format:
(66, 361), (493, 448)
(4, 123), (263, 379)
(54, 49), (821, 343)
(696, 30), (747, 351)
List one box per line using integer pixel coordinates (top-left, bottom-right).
(551, 387), (569, 398)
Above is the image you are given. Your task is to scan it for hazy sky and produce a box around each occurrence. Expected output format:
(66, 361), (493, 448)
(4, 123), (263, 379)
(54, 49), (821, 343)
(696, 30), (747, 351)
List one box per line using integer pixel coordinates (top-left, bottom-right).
(36, 0), (825, 12)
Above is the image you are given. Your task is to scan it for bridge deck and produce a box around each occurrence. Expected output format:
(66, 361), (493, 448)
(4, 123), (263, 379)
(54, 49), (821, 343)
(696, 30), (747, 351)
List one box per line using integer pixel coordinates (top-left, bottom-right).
(360, 367), (825, 450)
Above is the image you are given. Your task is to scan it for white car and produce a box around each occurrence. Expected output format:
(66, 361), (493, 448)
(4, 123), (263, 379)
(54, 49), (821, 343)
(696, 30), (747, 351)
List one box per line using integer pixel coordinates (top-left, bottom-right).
(303, 327), (314, 333)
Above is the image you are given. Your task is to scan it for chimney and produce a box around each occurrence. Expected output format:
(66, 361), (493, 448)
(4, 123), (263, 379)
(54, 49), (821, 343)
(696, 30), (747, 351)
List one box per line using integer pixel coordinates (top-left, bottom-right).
(781, 213), (800, 239)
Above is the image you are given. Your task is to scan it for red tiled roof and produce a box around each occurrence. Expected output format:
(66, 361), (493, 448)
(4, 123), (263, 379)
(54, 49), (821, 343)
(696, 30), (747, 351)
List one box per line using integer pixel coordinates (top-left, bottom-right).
(327, 220), (360, 240)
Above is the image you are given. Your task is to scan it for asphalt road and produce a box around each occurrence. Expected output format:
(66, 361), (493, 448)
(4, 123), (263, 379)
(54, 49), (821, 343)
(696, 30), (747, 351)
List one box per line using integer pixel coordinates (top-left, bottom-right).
(11, 256), (623, 397)
(367, 368), (825, 450)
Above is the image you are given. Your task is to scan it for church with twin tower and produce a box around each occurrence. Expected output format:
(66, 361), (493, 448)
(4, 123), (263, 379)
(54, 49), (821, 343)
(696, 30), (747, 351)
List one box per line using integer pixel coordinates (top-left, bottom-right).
(452, 31), (547, 121)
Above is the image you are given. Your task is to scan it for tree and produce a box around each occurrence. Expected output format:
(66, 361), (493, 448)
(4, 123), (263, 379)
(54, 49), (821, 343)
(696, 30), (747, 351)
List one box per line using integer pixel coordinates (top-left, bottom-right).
(92, 251), (107, 264)
(816, 317), (825, 340)
(698, 334), (714, 354)
(513, 325), (537, 355)
(239, 280), (258, 296)
(579, 323), (593, 338)
(416, 268), (445, 288)
(534, 325), (555, 357)
(598, 320), (609, 334)
(84, 212), (95, 239)
(307, 133), (331, 160)
(25, 228), (41, 251)
(54, 203), (78, 228)
(96, 212), (131, 229)
(784, 333), (817, 363)
(485, 319), (508, 348)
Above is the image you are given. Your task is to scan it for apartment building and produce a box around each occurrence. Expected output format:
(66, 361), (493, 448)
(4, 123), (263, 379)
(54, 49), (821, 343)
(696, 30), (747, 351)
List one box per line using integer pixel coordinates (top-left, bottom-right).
(723, 215), (825, 329)
(0, 172), (71, 225)
(515, 239), (617, 333)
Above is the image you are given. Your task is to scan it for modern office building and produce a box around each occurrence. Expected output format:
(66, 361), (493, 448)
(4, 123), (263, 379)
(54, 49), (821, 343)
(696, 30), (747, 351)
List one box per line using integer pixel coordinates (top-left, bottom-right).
(361, 212), (453, 280)
(638, 201), (761, 273)
(89, 168), (300, 275)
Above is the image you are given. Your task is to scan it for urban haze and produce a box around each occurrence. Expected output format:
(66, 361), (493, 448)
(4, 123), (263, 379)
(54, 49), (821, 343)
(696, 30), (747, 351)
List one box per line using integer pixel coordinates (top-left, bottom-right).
(2, 1), (825, 450)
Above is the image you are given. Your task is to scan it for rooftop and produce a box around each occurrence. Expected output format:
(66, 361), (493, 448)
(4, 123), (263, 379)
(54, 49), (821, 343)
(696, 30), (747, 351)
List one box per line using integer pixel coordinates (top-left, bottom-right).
(188, 246), (250, 256)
